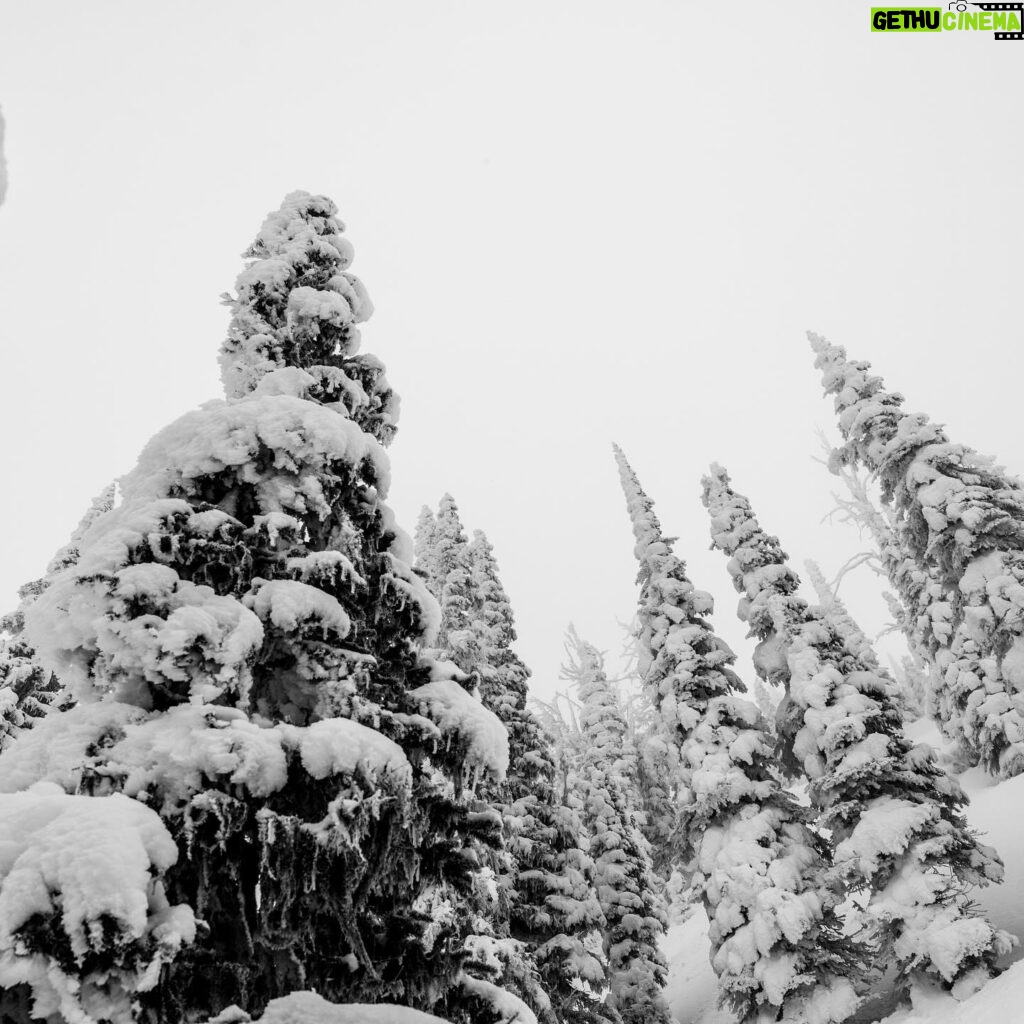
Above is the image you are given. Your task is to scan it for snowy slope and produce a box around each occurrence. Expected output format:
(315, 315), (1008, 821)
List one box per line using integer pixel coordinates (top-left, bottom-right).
(663, 910), (733, 1024)
(958, 767), (1024, 952)
(907, 720), (1024, 962)
(878, 960), (1024, 1024)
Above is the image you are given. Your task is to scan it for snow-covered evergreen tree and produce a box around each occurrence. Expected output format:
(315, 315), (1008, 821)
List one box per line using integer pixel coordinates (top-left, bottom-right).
(803, 560), (873, 662)
(614, 445), (860, 1023)
(0, 485), (115, 750)
(812, 332), (1024, 778)
(562, 630), (670, 1024)
(0, 193), (512, 1024)
(560, 630), (636, 787)
(806, 558), (931, 724)
(518, 765), (617, 1024)
(469, 540), (621, 1024)
(416, 508), (616, 1024)
(626, 728), (675, 880)
(819, 435), (948, 732)
(463, 530), (528, 717)
(417, 495), (483, 671)
(592, 623), (673, 883)
(414, 506), (440, 585)
(415, 506), (550, 1021)
(0, 596), (58, 752)
(750, 676), (781, 729)
(606, 623), (649, 807)
(817, 438), (898, 589)
(889, 655), (928, 724)
(702, 463), (1013, 1002)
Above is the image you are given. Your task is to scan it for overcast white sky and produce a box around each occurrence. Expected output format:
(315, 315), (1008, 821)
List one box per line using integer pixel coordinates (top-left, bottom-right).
(1, 2), (1022, 702)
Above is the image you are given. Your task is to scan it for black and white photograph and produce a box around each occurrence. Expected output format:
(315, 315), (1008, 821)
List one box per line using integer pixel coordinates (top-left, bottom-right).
(1, 4), (1023, 1023)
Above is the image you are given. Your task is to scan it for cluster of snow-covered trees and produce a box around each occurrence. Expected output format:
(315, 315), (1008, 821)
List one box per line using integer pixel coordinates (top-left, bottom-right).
(1, 195), (1023, 1024)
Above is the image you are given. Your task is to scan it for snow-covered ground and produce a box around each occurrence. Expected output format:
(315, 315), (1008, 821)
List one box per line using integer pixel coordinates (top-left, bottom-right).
(663, 716), (1024, 1024)
(663, 909), (733, 1024)
(902, 720), (1024, 961)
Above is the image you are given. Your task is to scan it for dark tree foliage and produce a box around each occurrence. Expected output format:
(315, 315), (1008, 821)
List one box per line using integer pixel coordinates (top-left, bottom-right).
(4, 194), (506, 1024)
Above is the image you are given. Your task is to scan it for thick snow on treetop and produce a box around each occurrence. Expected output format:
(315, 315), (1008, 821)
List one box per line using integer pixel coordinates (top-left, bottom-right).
(124, 391), (391, 509)
(811, 332), (1024, 778)
(245, 192), (360, 274)
(0, 783), (195, 1023)
(810, 333), (1024, 555)
(810, 332), (948, 476)
(812, 333), (1024, 552)
(220, 191), (383, 416)
(231, 192), (372, 339)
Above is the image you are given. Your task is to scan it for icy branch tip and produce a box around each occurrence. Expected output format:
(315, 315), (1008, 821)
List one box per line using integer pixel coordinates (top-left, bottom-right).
(700, 463), (732, 508)
(807, 330), (829, 353)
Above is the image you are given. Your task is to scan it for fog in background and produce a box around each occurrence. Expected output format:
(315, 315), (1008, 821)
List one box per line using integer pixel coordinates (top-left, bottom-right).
(1, 2), (1022, 701)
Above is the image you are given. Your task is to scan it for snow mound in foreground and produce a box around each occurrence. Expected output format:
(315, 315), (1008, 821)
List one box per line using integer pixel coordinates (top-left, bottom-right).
(878, 959), (1024, 1024)
(207, 991), (450, 1022)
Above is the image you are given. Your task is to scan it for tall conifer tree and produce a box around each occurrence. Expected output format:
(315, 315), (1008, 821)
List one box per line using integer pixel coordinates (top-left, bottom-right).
(563, 631), (671, 1024)
(0, 485), (115, 750)
(702, 464), (1012, 1002)
(811, 332), (1024, 777)
(614, 446), (860, 1024)
(1, 193), (511, 1024)
(803, 560), (872, 662)
(416, 503), (616, 1024)
(820, 439), (948, 731)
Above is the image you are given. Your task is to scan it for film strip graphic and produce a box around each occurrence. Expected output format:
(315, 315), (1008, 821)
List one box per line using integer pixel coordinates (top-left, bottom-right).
(968, 2), (1024, 39)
